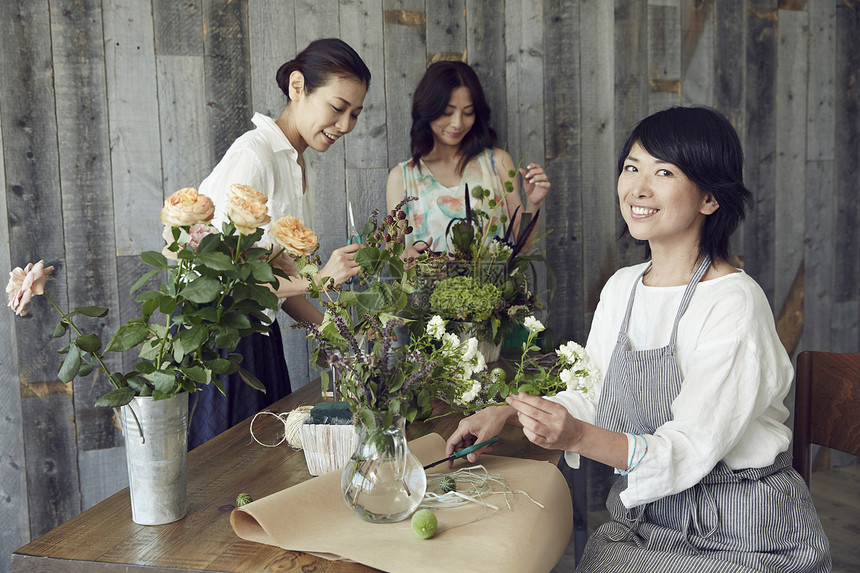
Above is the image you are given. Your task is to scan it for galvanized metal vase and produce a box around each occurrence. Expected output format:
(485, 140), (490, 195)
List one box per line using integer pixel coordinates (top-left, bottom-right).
(121, 392), (189, 525)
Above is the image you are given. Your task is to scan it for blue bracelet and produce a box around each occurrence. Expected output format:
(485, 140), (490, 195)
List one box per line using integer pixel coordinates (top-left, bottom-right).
(620, 434), (648, 476)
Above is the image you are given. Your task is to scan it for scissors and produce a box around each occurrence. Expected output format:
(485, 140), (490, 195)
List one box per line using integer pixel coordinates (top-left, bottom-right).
(422, 437), (499, 470)
(347, 200), (362, 245)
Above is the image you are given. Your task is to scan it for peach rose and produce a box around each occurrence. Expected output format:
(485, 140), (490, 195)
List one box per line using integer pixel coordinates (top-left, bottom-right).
(161, 187), (215, 227)
(270, 216), (318, 256)
(227, 183), (268, 205)
(227, 196), (271, 234)
(6, 260), (54, 316)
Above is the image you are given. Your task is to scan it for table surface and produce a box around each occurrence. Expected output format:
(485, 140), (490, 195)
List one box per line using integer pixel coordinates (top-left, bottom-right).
(12, 380), (561, 573)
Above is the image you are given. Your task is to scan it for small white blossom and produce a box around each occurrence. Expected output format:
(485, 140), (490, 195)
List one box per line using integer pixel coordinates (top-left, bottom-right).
(524, 315), (545, 334)
(473, 350), (487, 374)
(462, 337), (479, 362)
(558, 340), (586, 365)
(427, 315), (446, 340)
(460, 381), (482, 404)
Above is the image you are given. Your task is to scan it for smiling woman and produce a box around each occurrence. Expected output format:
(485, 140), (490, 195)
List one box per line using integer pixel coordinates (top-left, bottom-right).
(188, 38), (371, 449)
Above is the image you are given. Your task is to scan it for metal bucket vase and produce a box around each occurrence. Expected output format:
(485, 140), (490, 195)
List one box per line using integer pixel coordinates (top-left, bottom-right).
(121, 392), (189, 525)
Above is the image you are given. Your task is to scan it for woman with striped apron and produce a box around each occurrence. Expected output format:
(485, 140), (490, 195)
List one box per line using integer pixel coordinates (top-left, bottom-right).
(444, 106), (831, 572)
(575, 256), (831, 572)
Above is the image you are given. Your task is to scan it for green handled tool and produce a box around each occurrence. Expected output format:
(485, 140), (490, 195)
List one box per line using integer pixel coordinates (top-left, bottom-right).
(422, 437), (499, 470)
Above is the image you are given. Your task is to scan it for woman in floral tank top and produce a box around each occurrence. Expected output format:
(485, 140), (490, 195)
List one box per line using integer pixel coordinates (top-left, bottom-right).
(386, 61), (551, 257)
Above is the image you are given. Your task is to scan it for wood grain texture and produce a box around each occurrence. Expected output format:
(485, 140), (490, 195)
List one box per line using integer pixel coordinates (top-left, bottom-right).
(203, 0), (252, 161)
(578, 0), (616, 316)
(340, 0), (388, 169)
(51, 0), (124, 453)
(741, 0), (778, 300)
(466, 0), (507, 147)
(157, 55), (214, 192)
(774, 10), (808, 314)
(104, 0), (164, 256)
(647, 2), (682, 114)
(11, 382), (560, 572)
(544, 0), (585, 342)
(0, 105), (31, 573)
(248, 0), (296, 120)
(680, 0), (714, 106)
(383, 0), (426, 167)
(153, 0), (204, 56)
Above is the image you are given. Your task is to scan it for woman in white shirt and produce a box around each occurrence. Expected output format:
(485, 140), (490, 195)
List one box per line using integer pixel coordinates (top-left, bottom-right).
(446, 106), (830, 572)
(189, 38), (368, 448)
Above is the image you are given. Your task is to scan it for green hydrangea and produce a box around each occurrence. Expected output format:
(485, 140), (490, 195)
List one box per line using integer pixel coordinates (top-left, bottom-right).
(429, 276), (501, 322)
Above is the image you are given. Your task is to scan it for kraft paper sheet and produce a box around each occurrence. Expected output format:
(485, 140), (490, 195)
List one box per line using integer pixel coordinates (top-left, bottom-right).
(231, 433), (573, 573)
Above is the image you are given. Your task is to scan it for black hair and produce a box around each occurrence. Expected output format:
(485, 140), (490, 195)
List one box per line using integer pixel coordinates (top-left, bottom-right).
(617, 106), (753, 264)
(276, 38), (371, 101)
(409, 61), (496, 173)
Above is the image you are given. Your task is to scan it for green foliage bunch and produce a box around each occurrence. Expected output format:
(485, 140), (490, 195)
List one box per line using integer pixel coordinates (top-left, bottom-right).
(53, 220), (287, 408)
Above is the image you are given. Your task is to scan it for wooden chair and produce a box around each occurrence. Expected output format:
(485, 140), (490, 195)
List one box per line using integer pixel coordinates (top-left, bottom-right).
(792, 350), (860, 486)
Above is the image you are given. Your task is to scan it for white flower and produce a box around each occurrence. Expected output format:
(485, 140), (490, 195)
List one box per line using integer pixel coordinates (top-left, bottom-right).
(462, 337), (479, 362)
(427, 315), (446, 340)
(524, 315), (545, 334)
(558, 340), (586, 365)
(442, 332), (460, 348)
(460, 381), (482, 404)
(473, 350), (487, 374)
(559, 368), (575, 389)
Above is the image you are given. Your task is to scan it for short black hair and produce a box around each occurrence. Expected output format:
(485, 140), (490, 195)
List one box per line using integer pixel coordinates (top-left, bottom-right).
(409, 61), (496, 173)
(617, 106), (752, 263)
(276, 38), (371, 101)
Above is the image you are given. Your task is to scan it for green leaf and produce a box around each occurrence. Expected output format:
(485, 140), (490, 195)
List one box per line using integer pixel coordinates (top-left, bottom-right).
(75, 306), (110, 318)
(107, 323), (150, 352)
(94, 387), (135, 408)
(53, 321), (69, 338)
(130, 268), (162, 294)
(215, 327), (240, 351)
(221, 311), (251, 330)
(248, 259), (276, 283)
(180, 366), (209, 385)
(195, 232), (221, 253)
(135, 361), (156, 374)
(75, 333), (102, 353)
(58, 345), (83, 383)
(181, 275), (222, 304)
(141, 250), (168, 268)
(77, 362), (95, 377)
(148, 370), (178, 394)
(237, 365), (266, 392)
(197, 251), (235, 271)
(204, 358), (234, 375)
(126, 375), (151, 393)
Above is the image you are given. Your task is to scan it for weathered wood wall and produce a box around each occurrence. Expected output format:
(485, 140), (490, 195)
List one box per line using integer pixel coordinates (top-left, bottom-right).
(1, 1), (857, 569)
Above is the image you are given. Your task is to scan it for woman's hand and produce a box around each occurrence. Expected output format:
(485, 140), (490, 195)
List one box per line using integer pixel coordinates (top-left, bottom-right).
(445, 405), (518, 466)
(317, 243), (362, 287)
(520, 163), (551, 209)
(506, 393), (579, 451)
(402, 237), (433, 261)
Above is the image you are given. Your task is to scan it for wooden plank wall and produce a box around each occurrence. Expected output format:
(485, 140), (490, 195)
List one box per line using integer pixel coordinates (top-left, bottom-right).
(0, 1), (858, 568)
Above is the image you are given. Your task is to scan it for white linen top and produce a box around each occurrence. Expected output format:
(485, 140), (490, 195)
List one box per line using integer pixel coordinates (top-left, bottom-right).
(198, 112), (316, 314)
(547, 262), (793, 508)
(199, 112), (316, 239)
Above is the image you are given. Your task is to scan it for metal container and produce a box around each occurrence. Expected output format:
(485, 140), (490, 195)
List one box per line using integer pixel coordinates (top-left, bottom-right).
(121, 392), (188, 525)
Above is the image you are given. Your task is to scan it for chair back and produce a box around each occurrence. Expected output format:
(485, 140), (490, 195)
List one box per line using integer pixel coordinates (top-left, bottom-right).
(792, 350), (860, 485)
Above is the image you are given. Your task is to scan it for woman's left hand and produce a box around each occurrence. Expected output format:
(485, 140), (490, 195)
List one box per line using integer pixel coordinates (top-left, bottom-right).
(506, 392), (579, 451)
(520, 163), (551, 208)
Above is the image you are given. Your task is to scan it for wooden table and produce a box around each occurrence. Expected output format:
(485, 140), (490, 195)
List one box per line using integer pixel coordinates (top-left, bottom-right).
(12, 381), (562, 572)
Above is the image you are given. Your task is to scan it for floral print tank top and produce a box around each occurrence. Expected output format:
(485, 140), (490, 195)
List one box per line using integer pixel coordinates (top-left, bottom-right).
(399, 148), (506, 253)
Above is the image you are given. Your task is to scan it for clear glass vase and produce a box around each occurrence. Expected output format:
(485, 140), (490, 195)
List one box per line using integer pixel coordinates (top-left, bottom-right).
(340, 417), (427, 523)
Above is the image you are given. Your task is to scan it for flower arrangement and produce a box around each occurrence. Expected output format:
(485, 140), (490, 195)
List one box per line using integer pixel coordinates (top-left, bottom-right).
(438, 316), (600, 410)
(5, 185), (314, 408)
(405, 165), (551, 347)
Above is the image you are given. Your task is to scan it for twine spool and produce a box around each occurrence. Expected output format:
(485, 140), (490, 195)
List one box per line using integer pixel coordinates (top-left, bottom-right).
(249, 406), (313, 449)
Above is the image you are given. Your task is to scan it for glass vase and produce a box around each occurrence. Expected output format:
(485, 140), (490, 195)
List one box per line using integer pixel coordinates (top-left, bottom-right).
(340, 417), (427, 523)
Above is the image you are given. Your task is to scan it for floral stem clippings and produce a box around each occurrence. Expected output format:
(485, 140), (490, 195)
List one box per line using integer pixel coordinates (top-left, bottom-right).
(6, 185), (301, 409)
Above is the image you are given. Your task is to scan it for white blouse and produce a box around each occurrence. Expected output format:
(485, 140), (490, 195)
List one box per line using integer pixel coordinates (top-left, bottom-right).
(548, 263), (793, 508)
(199, 112), (316, 240)
(198, 113), (316, 315)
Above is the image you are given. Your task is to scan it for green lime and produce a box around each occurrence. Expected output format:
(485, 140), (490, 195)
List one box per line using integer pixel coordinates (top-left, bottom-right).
(236, 493), (253, 507)
(489, 367), (506, 383)
(439, 476), (457, 493)
(411, 508), (437, 539)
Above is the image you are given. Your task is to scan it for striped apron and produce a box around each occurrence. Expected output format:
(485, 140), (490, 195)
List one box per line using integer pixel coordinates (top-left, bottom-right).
(576, 258), (831, 573)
